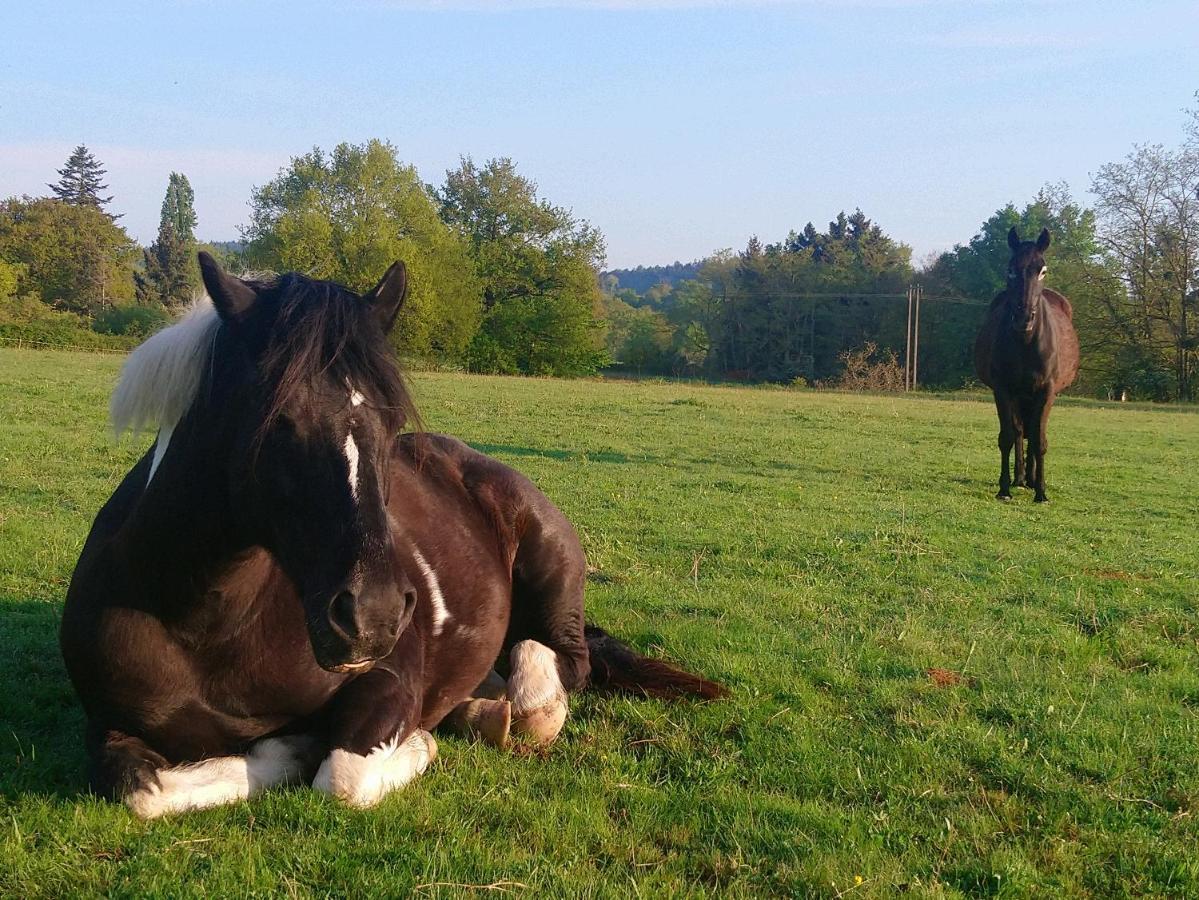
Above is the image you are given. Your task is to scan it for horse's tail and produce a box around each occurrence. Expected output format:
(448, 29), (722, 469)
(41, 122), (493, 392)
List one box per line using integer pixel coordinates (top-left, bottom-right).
(584, 624), (728, 700)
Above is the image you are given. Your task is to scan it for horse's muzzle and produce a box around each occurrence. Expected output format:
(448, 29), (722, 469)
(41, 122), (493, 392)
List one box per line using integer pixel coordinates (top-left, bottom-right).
(311, 579), (417, 671)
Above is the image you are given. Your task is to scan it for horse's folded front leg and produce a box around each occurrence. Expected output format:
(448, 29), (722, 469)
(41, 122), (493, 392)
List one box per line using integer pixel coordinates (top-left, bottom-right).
(104, 730), (318, 819)
(313, 666), (434, 809)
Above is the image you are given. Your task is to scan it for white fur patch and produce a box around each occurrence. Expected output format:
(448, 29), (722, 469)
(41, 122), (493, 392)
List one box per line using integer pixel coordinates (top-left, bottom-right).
(350, 389), (365, 407)
(344, 432), (360, 501)
(313, 730), (436, 808)
(146, 423), (174, 485)
(507, 640), (566, 715)
(110, 296), (221, 438)
(410, 547), (450, 636)
(124, 735), (314, 819)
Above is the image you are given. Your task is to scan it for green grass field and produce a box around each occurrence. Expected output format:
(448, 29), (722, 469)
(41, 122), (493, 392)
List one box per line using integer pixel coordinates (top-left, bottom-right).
(2, 347), (1197, 898)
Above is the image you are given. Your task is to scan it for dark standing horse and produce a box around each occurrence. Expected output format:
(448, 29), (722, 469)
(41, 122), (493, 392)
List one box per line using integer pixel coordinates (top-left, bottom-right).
(62, 253), (725, 817)
(975, 227), (1080, 502)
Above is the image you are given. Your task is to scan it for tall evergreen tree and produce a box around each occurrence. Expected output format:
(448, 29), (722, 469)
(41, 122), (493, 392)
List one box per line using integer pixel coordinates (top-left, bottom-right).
(161, 172), (197, 242)
(138, 173), (201, 309)
(137, 173), (199, 308)
(48, 145), (120, 218)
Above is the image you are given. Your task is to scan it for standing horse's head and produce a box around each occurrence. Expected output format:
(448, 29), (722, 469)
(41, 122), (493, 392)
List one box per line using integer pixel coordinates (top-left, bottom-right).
(1005, 226), (1051, 339)
(198, 253), (418, 673)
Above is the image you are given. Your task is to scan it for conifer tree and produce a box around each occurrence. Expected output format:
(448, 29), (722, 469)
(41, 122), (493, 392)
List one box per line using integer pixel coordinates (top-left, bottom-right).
(136, 172), (198, 307)
(48, 145), (120, 218)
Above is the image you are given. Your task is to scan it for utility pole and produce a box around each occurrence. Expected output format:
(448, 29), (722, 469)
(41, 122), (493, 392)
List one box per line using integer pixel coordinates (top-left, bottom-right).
(912, 283), (921, 390)
(904, 285), (914, 391)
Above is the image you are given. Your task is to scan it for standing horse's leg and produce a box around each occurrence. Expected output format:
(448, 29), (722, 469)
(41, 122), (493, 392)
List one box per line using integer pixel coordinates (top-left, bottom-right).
(313, 659), (436, 808)
(994, 392), (1016, 501)
(1012, 415), (1026, 489)
(504, 495), (592, 745)
(95, 725), (319, 819)
(1031, 393), (1054, 503)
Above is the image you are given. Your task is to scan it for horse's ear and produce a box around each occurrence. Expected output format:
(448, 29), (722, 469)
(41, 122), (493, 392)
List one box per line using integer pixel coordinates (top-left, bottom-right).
(1036, 228), (1051, 251)
(198, 252), (257, 321)
(1008, 227), (1021, 251)
(364, 260), (408, 334)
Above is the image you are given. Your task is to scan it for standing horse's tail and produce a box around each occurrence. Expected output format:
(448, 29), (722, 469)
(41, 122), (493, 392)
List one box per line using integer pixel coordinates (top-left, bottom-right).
(584, 624), (728, 700)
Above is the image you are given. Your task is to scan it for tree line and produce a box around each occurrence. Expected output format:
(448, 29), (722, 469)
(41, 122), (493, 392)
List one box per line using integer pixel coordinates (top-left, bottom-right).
(2, 98), (1197, 398)
(602, 97), (1199, 401)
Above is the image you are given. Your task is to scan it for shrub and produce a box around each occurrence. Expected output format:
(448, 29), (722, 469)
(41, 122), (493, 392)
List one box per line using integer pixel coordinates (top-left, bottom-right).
(93, 304), (172, 337)
(835, 341), (906, 392)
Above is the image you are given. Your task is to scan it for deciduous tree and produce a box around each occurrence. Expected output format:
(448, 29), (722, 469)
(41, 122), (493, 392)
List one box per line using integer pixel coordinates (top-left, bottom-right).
(438, 157), (607, 376)
(244, 141), (482, 362)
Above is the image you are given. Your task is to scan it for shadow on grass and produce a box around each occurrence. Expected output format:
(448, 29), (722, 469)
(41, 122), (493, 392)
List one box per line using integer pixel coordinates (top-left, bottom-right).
(0, 596), (89, 803)
(467, 443), (646, 465)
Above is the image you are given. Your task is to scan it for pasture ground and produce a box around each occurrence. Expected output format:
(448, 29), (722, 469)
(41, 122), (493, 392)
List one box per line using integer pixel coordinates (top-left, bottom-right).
(1, 347), (1197, 898)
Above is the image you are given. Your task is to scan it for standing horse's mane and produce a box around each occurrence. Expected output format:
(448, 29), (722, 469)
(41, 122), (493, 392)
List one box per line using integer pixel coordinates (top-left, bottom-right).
(110, 272), (418, 439)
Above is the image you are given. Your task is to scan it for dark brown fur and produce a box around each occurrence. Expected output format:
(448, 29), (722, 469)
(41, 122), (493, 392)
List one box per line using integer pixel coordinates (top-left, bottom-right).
(974, 228), (1080, 502)
(61, 255), (725, 807)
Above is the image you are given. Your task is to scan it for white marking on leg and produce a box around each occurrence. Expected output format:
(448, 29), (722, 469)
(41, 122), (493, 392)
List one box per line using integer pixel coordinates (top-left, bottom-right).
(313, 730), (436, 808)
(125, 735), (315, 819)
(410, 547), (450, 636)
(146, 423), (174, 485)
(344, 432), (360, 501)
(508, 640), (566, 715)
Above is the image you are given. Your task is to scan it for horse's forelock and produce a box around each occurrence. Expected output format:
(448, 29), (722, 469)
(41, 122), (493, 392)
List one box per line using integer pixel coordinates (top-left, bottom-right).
(255, 275), (418, 439)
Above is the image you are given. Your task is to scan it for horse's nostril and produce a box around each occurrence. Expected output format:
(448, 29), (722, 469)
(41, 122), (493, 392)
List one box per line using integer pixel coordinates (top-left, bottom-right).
(329, 590), (359, 638)
(403, 590), (418, 617)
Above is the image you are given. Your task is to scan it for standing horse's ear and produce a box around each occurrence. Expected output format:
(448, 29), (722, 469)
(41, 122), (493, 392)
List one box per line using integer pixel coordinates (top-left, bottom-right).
(1008, 227), (1021, 251)
(364, 261), (408, 334)
(1036, 228), (1051, 251)
(198, 252), (257, 321)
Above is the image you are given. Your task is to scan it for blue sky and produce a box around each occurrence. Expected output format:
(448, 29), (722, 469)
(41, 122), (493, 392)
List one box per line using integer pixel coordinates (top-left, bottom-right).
(2, 1), (1197, 268)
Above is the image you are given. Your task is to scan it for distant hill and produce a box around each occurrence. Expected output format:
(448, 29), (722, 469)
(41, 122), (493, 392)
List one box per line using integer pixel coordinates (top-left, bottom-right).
(602, 260), (704, 295)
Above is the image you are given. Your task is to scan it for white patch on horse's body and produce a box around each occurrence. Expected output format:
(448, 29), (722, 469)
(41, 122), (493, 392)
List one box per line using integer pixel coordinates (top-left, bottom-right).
(110, 295), (223, 438)
(124, 735), (314, 819)
(350, 388), (365, 407)
(146, 423), (174, 485)
(344, 432), (360, 501)
(410, 547), (450, 636)
(313, 730), (436, 808)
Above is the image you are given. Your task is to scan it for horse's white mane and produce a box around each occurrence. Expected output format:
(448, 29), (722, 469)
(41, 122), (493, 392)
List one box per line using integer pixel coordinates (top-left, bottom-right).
(110, 295), (221, 437)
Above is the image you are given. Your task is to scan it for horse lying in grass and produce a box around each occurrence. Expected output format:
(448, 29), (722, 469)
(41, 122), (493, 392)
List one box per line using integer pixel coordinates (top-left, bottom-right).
(61, 253), (726, 818)
(974, 227), (1079, 502)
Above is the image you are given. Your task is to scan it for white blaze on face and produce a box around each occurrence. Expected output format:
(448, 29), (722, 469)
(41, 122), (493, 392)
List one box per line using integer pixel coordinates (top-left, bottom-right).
(344, 432), (360, 502)
(350, 389), (365, 407)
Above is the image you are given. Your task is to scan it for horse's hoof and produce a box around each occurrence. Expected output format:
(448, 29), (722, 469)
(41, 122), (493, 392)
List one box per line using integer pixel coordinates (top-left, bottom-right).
(511, 699), (568, 746)
(996, 492), (1012, 502)
(1034, 495), (1049, 504)
(445, 698), (511, 747)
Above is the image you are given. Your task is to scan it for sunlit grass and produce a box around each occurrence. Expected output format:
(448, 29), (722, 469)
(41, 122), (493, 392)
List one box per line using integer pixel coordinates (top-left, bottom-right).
(2, 347), (1197, 897)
